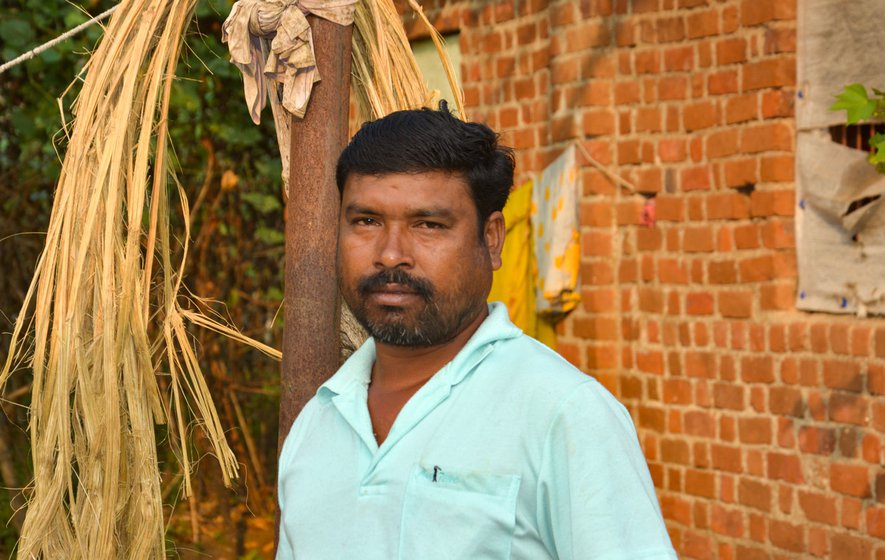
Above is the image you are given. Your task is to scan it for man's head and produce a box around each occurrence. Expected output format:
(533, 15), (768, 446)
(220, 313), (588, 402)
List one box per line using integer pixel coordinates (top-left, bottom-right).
(336, 106), (515, 348)
(336, 104), (515, 236)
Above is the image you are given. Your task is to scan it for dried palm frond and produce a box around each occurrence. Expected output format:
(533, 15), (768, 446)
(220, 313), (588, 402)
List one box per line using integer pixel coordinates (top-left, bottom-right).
(351, 0), (464, 121)
(0, 0), (239, 556)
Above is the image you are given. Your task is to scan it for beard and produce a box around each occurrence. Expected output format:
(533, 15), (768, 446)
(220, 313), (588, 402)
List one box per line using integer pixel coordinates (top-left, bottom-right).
(344, 268), (482, 348)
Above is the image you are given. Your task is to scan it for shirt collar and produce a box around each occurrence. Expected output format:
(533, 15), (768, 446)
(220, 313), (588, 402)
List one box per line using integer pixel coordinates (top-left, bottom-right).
(316, 302), (521, 403)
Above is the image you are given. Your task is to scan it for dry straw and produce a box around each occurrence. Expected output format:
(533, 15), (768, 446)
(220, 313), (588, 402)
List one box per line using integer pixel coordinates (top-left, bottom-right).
(1, 0), (238, 556)
(2, 0), (462, 556)
(351, 0), (464, 120)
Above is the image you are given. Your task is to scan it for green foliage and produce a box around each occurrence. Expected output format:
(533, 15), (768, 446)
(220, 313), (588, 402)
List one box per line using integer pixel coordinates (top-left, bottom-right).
(831, 84), (885, 172)
(830, 84), (878, 124)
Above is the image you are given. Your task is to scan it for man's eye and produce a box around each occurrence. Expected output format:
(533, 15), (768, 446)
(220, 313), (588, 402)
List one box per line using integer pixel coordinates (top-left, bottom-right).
(354, 217), (379, 226)
(417, 221), (445, 229)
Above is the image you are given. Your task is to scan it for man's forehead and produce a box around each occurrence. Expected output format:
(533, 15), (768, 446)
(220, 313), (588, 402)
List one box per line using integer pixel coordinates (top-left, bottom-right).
(342, 171), (471, 199)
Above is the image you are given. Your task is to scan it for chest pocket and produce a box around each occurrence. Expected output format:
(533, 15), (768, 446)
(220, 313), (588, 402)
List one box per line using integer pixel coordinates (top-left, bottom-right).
(399, 465), (521, 560)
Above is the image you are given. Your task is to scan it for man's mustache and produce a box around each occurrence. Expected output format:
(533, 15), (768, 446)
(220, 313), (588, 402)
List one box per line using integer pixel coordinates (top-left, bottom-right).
(357, 268), (434, 300)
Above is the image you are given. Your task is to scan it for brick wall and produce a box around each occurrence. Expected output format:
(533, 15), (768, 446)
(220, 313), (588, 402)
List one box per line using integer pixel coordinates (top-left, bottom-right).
(408, 0), (885, 557)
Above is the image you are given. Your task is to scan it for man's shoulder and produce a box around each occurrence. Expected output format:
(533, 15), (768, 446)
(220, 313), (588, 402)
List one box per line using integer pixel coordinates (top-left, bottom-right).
(487, 332), (588, 387)
(475, 332), (622, 417)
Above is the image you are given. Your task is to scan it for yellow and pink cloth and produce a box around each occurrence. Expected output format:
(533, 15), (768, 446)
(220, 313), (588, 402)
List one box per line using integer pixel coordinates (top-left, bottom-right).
(489, 146), (581, 348)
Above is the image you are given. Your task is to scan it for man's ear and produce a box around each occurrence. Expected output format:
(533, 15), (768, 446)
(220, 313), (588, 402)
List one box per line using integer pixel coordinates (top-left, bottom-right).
(483, 211), (506, 271)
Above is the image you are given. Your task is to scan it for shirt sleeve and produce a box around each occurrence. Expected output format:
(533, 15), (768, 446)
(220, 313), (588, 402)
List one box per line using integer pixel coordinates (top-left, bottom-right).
(535, 381), (677, 560)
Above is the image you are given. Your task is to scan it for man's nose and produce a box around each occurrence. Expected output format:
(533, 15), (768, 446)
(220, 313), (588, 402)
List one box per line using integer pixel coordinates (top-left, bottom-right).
(376, 226), (414, 269)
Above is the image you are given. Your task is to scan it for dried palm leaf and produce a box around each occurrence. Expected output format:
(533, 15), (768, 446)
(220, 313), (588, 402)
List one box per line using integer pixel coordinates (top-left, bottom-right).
(1, 0), (239, 556)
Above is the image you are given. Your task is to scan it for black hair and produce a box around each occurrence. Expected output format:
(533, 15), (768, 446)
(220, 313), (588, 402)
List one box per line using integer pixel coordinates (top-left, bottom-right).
(335, 102), (515, 230)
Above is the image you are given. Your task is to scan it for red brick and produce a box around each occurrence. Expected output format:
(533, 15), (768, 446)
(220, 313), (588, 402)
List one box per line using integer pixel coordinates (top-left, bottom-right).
(724, 158), (757, 188)
(685, 292), (714, 315)
(717, 37), (747, 65)
(685, 410), (715, 436)
(863, 433), (881, 464)
(761, 155), (795, 182)
(867, 506), (885, 539)
(770, 519), (805, 552)
(711, 504), (743, 537)
(709, 260), (737, 284)
(687, 9), (719, 39)
(552, 114), (577, 141)
(551, 2), (578, 25)
(799, 426), (836, 455)
(658, 138), (687, 162)
(725, 93), (757, 124)
(706, 129), (739, 159)
(681, 166), (712, 191)
(761, 283), (795, 311)
(682, 351), (712, 380)
(713, 383), (744, 410)
(683, 530), (713, 560)
(768, 452), (804, 483)
(741, 0), (796, 26)
(712, 444), (742, 474)
(799, 491), (838, 525)
(636, 106), (662, 132)
(719, 291), (753, 318)
(661, 438), (690, 465)
(831, 463), (871, 498)
(830, 325), (849, 354)
(831, 533), (872, 560)
(750, 190), (795, 217)
(770, 386), (803, 417)
(739, 478), (771, 511)
(762, 89), (795, 118)
(655, 16), (685, 43)
(664, 45), (694, 72)
(765, 27), (797, 55)
(686, 469), (716, 498)
(684, 226), (715, 252)
(741, 121), (793, 153)
(636, 350), (664, 375)
(582, 109), (615, 136)
(684, 101), (718, 131)
(843, 496), (863, 529)
(823, 360), (863, 392)
(829, 393), (868, 426)
(739, 417), (772, 444)
(615, 81), (641, 105)
(635, 50), (660, 74)
(736, 544), (768, 560)
(739, 255), (774, 282)
(743, 58), (796, 91)
(709, 70), (739, 95)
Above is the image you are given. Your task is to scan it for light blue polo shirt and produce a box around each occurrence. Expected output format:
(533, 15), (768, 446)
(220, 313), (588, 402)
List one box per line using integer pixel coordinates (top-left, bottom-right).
(277, 303), (676, 560)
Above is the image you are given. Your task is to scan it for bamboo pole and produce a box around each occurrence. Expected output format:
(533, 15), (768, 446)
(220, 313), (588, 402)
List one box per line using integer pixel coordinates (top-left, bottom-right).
(280, 17), (353, 446)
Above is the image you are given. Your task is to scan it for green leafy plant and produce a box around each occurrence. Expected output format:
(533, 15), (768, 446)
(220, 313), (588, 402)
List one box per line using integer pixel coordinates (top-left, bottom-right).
(830, 83), (885, 171)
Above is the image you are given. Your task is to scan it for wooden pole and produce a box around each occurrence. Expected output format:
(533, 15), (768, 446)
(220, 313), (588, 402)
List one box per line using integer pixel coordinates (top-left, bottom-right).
(280, 17), (353, 447)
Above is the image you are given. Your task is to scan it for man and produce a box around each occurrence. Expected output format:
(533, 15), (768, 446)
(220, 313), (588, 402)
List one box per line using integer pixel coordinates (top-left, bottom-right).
(277, 106), (676, 560)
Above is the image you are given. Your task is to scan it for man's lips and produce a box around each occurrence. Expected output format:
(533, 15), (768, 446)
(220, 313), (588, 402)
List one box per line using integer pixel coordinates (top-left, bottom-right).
(367, 284), (422, 305)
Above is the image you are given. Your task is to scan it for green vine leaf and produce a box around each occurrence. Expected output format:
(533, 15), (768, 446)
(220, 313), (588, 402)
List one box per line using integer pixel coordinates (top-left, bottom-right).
(869, 133), (885, 172)
(830, 84), (877, 124)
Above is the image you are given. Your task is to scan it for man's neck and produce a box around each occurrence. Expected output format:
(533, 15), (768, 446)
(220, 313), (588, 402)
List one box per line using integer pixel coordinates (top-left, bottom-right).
(370, 306), (489, 391)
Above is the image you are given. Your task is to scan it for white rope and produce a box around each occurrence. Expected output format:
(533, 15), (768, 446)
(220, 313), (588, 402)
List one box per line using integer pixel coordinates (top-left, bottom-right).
(0, 5), (119, 75)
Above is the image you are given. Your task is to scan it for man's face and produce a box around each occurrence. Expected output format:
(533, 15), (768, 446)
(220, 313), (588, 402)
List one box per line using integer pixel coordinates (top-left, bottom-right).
(337, 171), (504, 348)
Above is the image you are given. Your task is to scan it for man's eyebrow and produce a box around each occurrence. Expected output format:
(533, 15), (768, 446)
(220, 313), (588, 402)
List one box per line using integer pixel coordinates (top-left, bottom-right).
(409, 208), (456, 220)
(343, 203), (379, 215)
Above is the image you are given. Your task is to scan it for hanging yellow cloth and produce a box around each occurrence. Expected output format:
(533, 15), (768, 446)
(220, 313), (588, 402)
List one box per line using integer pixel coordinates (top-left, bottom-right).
(489, 180), (557, 348)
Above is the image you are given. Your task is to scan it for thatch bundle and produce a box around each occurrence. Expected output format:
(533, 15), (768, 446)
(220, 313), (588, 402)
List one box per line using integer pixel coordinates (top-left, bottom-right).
(2, 0), (460, 556)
